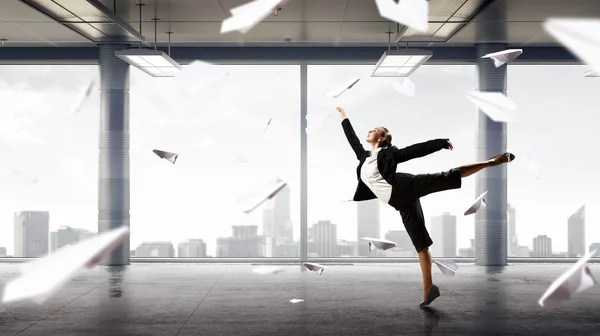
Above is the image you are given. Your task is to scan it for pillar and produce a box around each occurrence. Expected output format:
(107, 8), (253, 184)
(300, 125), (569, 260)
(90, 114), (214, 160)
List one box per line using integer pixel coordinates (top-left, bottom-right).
(98, 44), (131, 266)
(474, 43), (508, 266)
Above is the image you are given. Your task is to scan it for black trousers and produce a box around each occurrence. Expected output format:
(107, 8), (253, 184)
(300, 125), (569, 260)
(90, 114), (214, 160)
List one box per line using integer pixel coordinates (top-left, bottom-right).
(387, 168), (462, 253)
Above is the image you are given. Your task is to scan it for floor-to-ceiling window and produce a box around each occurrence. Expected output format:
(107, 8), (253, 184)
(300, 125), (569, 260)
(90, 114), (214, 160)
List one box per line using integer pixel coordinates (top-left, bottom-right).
(507, 65), (600, 258)
(130, 64), (301, 258)
(306, 64), (476, 258)
(0, 65), (99, 258)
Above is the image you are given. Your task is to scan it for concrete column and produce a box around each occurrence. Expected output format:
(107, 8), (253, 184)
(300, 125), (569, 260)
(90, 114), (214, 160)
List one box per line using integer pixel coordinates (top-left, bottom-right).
(474, 43), (508, 266)
(300, 61), (307, 262)
(98, 44), (131, 266)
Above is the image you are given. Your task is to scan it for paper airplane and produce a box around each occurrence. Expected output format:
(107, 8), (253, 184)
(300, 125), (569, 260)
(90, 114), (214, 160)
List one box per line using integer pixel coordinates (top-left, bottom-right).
(374, 0), (429, 33)
(585, 69), (600, 77)
(434, 260), (459, 276)
(544, 19), (600, 75)
(252, 266), (285, 275)
(466, 91), (516, 122)
(239, 177), (287, 214)
(2, 227), (128, 304)
(221, 0), (286, 34)
(464, 191), (488, 216)
(392, 78), (416, 97)
(326, 78), (361, 98)
(481, 49), (523, 67)
(538, 249), (598, 307)
(303, 262), (326, 275)
(173, 60), (230, 93)
(69, 79), (95, 114)
(153, 149), (179, 164)
(290, 298), (304, 303)
(362, 237), (397, 251)
(262, 117), (272, 133)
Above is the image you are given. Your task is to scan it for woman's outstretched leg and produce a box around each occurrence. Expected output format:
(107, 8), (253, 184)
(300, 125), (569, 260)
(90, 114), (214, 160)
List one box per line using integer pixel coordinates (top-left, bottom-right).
(458, 152), (515, 178)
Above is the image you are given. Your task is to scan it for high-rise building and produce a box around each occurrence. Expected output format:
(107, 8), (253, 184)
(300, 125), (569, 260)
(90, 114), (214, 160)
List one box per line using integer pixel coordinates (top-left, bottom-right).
(308, 220), (337, 257)
(178, 239), (207, 257)
(459, 239), (475, 257)
(50, 226), (95, 252)
(356, 199), (380, 257)
(568, 205), (585, 257)
(507, 204), (518, 257)
(533, 235), (552, 257)
(383, 230), (415, 257)
(14, 211), (50, 257)
(336, 240), (355, 257)
(0, 247), (6, 257)
(430, 212), (457, 257)
(217, 225), (264, 257)
(262, 184), (293, 256)
(135, 242), (175, 257)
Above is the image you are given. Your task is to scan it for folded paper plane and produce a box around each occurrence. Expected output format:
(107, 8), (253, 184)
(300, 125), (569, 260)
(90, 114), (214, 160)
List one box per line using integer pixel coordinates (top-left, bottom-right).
(481, 49), (523, 67)
(464, 191), (488, 216)
(362, 237), (397, 251)
(538, 249), (598, 307)
(326, 78), (361, 98)
(239, 177), (287, 214)
(290, 298), (304, 303)
(544, 19), (600, 75)
(392, 78), (416, 98)
(221, 0), (287, 34)
(153, 149), (179, 164)
(262, 117), (272, 133)
(2, 227), (128, 304)
(69, 79), (95, 114)
(434, 260), (459, 276)
(466, 91), (516, 123)
(303, 262), (326, 275)
(374, 0), (429, 32)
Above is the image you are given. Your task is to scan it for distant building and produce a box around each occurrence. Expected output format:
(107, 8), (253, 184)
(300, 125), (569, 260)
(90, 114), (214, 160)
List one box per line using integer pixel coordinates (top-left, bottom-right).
(178, 239), (207, 257)
(216, 225), (263, 257)
(532, 235), (552, 257)
(515, 246), (531, 257)
(14, 211), (49, 257)
(383, 230), (415, 257)
(135, 242), (175, 257)
(50, 226), (95, 252)
(336, 240), (355, 257)
(273, 241), (299, 257)
(458, 239), (475, 257)
(0, 247), (6, 257)
(507, 204), (518, 257)
(308, 220), (337, 257)
(430, 213), (457, 257)
(568, 205), (586, 257)
(356, 200), (380, 257)
(589, 243), (600, 253)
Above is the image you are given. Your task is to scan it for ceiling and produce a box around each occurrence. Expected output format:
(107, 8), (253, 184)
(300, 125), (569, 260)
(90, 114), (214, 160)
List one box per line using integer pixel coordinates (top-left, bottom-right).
(0, 0), (599, 47)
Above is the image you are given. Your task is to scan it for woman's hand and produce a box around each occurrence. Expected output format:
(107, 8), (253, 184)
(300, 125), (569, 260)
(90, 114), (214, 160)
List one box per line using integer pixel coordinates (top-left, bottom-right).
(336, 107), (348, 119)
(447, 140), (454, 150)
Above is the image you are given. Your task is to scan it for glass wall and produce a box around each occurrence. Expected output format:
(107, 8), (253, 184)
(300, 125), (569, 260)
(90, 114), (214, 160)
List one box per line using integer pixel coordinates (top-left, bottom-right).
(507, 65), (600, 258)
(0, 65), (99, 258)
(130, 64), (301, 258)
(306, 65), (476, 258)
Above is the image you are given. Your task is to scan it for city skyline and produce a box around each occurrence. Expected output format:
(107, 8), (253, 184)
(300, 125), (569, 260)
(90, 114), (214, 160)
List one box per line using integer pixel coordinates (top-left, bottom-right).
(1, 64), (599, 256)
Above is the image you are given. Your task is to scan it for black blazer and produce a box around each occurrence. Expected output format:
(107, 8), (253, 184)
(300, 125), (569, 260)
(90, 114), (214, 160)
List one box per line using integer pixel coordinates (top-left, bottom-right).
(341, 118), (449, 202)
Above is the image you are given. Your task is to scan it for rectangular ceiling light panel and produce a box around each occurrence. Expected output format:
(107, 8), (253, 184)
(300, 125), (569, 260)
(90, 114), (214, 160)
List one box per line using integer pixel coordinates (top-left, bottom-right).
(115, 49), (182, 77)
(371, 49), (433, 77)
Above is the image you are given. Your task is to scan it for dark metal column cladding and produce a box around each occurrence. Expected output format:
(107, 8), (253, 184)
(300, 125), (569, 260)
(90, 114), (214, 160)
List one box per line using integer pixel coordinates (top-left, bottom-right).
(98, 44), (131, 266)
(475, 43), (509, 266)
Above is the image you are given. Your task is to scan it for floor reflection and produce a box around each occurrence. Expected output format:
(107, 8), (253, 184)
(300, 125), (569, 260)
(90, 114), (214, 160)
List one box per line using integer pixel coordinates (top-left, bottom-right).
(420, 306), (441, 335)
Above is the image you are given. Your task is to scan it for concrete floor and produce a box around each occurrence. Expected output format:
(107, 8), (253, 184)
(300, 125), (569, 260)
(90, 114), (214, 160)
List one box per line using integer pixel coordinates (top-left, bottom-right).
(0, 263), (599, 336)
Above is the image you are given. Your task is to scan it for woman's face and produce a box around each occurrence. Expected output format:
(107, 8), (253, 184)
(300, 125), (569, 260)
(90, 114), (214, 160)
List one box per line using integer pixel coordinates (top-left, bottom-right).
(366, 128), (385, 144)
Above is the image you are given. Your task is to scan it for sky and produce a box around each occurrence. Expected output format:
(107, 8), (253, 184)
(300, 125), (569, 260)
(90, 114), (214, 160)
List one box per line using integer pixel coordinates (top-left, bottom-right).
(0, 63), (599, 256)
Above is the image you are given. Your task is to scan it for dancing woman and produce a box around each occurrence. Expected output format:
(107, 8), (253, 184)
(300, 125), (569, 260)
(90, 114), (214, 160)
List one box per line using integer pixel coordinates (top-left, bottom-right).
(337, 107), (515, 306)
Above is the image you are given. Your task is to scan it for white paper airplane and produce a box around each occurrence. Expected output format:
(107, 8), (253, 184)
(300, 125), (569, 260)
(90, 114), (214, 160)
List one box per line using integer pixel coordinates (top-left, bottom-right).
(262, 117), (272, 133)
(290, 299), (304, 303)
(374, 0), (429, 33)
(481, 49), (523, 67)
(303, 262), (326, 275)
(221, 0), (286, 34)
(2, 227), (128, 304)
(584, 69), (600, 77)
(538, 249), (598, 307)
(252, 266), (285, 275)
(69, 79), (95, 114)
(466, 91), (516, 123)
(153, 149), (179, 164)
(544, 19), (600, 75)
(392, 78), (416, 97)
(326, 78), (361, 98)
(239, 177), (287, 214)
(362, 237), (397, 251)
(464, 191), (488, 216)
(173, 60), (230, 93)
(434, 260), (459, 276)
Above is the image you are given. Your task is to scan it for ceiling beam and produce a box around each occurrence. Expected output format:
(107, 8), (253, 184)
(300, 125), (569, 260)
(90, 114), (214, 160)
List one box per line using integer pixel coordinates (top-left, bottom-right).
(0, 46), (581, 65)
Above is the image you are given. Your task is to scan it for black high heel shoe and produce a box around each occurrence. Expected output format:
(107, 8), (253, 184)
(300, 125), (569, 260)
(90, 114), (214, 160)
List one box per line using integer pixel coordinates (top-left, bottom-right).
(420, 284), (441, 307)
(490, 152), (515, 164)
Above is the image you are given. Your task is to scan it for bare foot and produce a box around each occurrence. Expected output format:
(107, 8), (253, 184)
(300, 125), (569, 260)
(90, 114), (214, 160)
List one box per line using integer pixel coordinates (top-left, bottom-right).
(490, 152), (515, 165)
